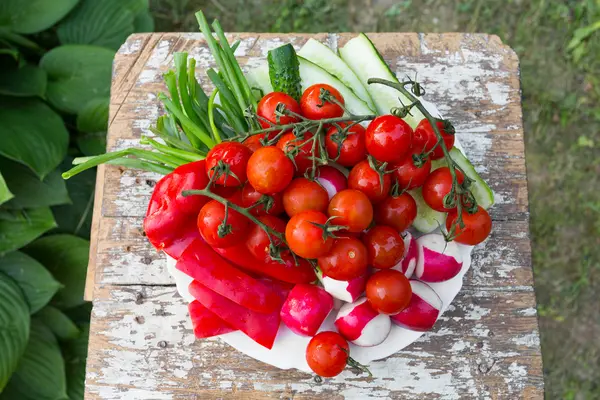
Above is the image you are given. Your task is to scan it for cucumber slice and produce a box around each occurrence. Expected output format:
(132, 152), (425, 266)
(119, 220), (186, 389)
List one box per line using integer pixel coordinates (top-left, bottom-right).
(298, 38), (375, 111)
(339, 33), (425, 127)
(245, 62), (273, 101)
(298, 56), (373, 116)
(268, 44), (302, 101)
(409, 188), (446, 233)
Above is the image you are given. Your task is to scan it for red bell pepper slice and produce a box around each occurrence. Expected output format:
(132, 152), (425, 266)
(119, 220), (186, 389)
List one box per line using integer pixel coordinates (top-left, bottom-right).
(176, 239), (283, 314)
(189, 280), (281, 349)
(188, 301), (236, 338)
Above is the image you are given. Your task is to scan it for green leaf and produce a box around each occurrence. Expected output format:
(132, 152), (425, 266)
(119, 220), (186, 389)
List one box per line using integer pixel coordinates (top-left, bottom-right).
(23, 234), (89, 309)
(63, 302), (92, 324)
(57, 0), (147, 50)
(0, 251), (62, 314)
(0, 272), (30, 391)
(77, 132), (107, 156)
(77, 97), (109, 132)
(35, 306), (80, 341)
(0, 64), (47, 97)
(0, 0), (79, 34)
(0, 208), (57, 255)
(0, 319), (68, 400)
(0, 171), (13, 206)
(0, 96), (69, 178)
(63, 323), (89, 400)
(0, 157), (71, 209)
(567, 20), (600, 52)
(134, 10), (155, 33)
(0, 29), (42, 51)
(40, 45), (114, 114)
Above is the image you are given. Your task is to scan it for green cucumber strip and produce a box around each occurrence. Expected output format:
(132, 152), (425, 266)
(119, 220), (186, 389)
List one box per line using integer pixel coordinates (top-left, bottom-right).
(267, 44), (302, 100)
(245, 62), (274, 100)
(298, 38), (375, 111)
(409, 188), (446, 233)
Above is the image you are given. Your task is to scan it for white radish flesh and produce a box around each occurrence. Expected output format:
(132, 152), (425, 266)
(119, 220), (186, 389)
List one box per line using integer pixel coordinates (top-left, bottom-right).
(415, 234), (463, 282)
(322, 273), (366, 303)
(392, 280), (442, 331)
(316, 166), (348, 200)
(392, 232), (418, 278)
(335, 297), (391, 347)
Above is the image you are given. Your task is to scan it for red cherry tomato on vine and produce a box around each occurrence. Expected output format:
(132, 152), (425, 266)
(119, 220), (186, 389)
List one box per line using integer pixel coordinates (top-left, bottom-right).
(205, 142), (252, 187)
(422, 167), (464, 212)
(257, 92), (301, 130)
(392, 148), (432, 190)
(374, 193), (417, 232)
(347, 159), (392, 204)
(247, 146), (294, 194)
(282, 177), (329, 217)
(327, 189), (373, 233)
(243, 134), (266, 152)
(366, 269), (412, 314)
(413, 119), (455, 160)
(446, 205), (492, 245)
(325, 123), (367, 167)
(246, 215), (287, 262)
(306, 331), (349, 377)
(363, 225), (404, 269)
(365, 115), (413, 163)
(276, 132), (319, 176)
(285, 210), (334, 259)
(241, 181), (284, 216)
(197, 199), (250, 248)
(300, 83), (345, 120)
(318, 237), (368, 281)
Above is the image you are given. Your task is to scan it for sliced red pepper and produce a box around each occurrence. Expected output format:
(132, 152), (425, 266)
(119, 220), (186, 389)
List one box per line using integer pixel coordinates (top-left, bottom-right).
(215, 244), (317, 284)
(188, 301), (236, 338)
(189, 280), (281, 349)
(177, 239), (283, 314)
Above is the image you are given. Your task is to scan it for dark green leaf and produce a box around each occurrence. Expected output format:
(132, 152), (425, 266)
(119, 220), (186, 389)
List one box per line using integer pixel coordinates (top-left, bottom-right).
(77, 97), (109, 132)
(36, 306), (80, 341)
(0, 208), (57, 255)
(0, 96), (69, 178)
(134, 9), (155, 33)
(63, 323), (89, 400)
(62, 302), (92, 324)
(40, 45), (114, 114)
(23, 234), (89, 309)
(77, 132), (107, 156)
(57, 0), (147, 50)
(0, 29), (42, 51)
(0, 63), (46, 97)
(0, 319), (68, 400)
(0, 272), (30, 391)
(0, 251), (62, 314)
(0, 157), (71, 209)
(0, 0), (79, 34)
(0, 171), (13, 205)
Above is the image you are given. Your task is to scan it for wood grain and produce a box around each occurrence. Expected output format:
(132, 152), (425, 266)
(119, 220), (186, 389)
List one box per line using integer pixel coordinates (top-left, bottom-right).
(85, 32), (543, 399)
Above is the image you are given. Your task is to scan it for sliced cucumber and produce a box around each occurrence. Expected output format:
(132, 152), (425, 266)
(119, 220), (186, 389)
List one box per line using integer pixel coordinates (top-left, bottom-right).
(298, 38), (375, 111)
(268, 44), (302, 100)
(409, 188), (446, 233)
(245, 62), (273, 100)
(298, 56), (373, 116)
(339, 33), (425, 127)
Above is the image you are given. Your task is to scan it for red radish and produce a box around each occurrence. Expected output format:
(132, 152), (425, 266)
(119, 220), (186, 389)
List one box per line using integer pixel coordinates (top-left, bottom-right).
(322, 273), (366, 303)
(280, 284), (334, 337)
(188, 301), (236, 338)
(391, 280), (443, 331)
(315, 166), (348, 200)
(415, 234), (463, 282)
(334, 298), (391, 347)
(189, 281), (280, 349)
(393, 232), (419, 278)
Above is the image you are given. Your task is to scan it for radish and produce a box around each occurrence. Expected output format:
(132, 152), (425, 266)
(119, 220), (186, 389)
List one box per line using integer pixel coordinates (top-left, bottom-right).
(334, 297), (391, 347)
(392, 232), (418, 278)
(322, 273), (366, 303)
(415, 234), (463, 282)
(316, 166), (347, 200)
(391, 280), (443, 331)
(280, 284), (334, 337)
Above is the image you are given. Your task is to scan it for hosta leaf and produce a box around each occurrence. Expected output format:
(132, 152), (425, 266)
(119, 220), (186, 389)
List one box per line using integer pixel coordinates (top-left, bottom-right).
(0, 0), (79, 34)
(35, 306), (80, 341)
(0, 208), (57, 255)
(63, 323), (89, 400)
(77, 132), (107, 156)
(40, 45), (114, 114)
(0, 171), (13, 206)
(0, 272), (30, 391)
(134, 10), (155, 33)
(0, 64), (46, 97)
(23, 234), (89, 309)
(77, 97), (109, 133)
(0, 96), (68, 178)
(0, 251), (62, 314)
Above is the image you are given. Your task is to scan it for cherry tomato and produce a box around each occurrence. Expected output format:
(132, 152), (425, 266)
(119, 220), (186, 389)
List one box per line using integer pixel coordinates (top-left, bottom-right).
(366, 269), (412, 314)
(422, 167), (465, 212)
(306, 331), (349, 377)
(365, 115), (413, 163)
(318, 237), (368, 281)
(243, 134), (266, 152)
(446, 205), (492, 245)
(211, 184), (239, 199)
(197, 199), (250, 248)
(363, 225), (404, 269)
(325, 123), (367, 167)
(257, 92), (301, 130)
(327, 189), (373, 233)
(347, 159), (392, 204)
(300, 84), (345, 120)
(375, 193), (417, 232)
(247, 146), (294, 194)
(276, 131), (318, 175)
(205, 142), (252, 187)
(286, 210), (334, 259)
(241, 181), (284, 216)
(392, 148), (432, 190)
(246, 215), (287, 262)
(413, 119), (455, 160)
(283, 178), (329, 217)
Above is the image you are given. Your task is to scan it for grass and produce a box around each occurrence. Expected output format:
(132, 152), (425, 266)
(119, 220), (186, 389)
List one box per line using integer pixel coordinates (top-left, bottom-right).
(150, 0), (600, 397)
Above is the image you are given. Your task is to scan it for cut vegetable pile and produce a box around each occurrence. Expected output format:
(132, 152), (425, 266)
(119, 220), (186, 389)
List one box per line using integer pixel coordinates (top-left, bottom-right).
(63, 11), (495, 378)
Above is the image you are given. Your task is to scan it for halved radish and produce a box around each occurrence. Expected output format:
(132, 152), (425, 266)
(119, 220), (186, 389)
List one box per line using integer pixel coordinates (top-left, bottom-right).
(391, 280), (443, 331)
(280, 284), (334, 337)
(415, 234), (463, 282)
(392, 232), (418, 278)
(316, 165), (348, 200)
(334, 297), (391, 347)
(322, 273), (366, 303)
